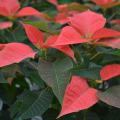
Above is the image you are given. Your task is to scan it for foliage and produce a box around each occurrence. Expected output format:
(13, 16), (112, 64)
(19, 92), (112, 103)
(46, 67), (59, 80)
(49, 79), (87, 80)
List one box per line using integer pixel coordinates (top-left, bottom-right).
(0, 0), (120, 120)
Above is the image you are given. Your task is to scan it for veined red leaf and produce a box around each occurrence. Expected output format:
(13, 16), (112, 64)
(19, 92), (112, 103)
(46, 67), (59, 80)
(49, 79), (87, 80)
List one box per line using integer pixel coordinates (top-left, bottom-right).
(92, 0), (120, 8)
(45, 36), (76, 61)
(92, 0), (113, 5)
(55, 13), (69, 24)
(0, 0), (20, 17)
(54, 26), (86, 46)
(0, 22), (12, 30)
(22, 23), (44, 48)
(16, 7), (44, 18)
(69, 10), (106, 36)
(54, 10), (120, 47)
(59, 76), (98, 117)
(92, 28), (120, 40)
(111, 19), (120, 25)
(96, 38), (120, 49)
(23, 24), (75, 60)
(0, 0), (49, 21)
(0, 43), (35, 67)
(100, 64), (120, 81)
(54, 45), (75, 61)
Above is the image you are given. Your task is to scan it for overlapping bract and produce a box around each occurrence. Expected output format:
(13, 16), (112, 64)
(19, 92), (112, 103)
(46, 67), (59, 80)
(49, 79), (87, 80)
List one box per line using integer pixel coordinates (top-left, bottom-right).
(55, 3), (80, 24)
(0, 0), (120, 118)
(47, 0), (84, 24)
(0, 43), (35, 67)
(0, 0), (20, 17)
(0, 0), (44, 18)
(59, 64), (120, 117)
(54, 10), (120, 49)
(22, 23), (75, 60)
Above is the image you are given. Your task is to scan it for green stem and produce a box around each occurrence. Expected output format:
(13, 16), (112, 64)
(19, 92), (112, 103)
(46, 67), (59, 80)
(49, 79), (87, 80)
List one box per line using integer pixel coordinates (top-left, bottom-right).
(41, 48), (48, 60)
(90, 52), (101, 61)
(83, 110), (88, 120)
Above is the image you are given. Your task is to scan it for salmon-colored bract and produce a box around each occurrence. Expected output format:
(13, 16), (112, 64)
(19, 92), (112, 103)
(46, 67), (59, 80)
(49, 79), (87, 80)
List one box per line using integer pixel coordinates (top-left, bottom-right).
(0, 43), (35, 67)
(0, 22), (12, 30)
(59, 76), (98, 117)
(0, 0), (45, 18)
(22, 23), (75, 60)
(100, 64), (120, 81)
(54, 10), (120, 49)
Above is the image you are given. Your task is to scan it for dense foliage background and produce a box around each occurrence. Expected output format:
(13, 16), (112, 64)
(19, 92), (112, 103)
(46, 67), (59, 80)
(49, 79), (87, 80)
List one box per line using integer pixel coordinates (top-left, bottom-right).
(0, 0), (120, 120)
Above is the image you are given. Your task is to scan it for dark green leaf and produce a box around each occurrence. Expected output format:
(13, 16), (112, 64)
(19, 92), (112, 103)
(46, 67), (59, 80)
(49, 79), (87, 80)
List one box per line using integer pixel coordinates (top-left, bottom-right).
(104, 109), (120, 120)
(36, 57), (73, 104)
(98, 85), (120, 108)
(10, 88), (53, 120)
(71, 67), (101, 80)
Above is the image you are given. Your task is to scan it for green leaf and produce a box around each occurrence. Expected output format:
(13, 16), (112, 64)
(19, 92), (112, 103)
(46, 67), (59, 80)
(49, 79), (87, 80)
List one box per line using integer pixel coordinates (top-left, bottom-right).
(98, 85), (120, 108)
(2, 25), (26, 42)
(25, 21), (49, 32)
(36, 57), (73, 104)
(102, 54), (120, 64)
(71, 67), (101, 80)
(24, 21), (60, 34)
(0, 72), (7, 83)
(77, 112), (100, 120)
(67, 3), (88, 12)
(10, 88), (53, 120)
(104, 109), (120, 120)
(85, 112), (100, 120)
(42, 109), (58, 120)
(20, 62), (45, 89)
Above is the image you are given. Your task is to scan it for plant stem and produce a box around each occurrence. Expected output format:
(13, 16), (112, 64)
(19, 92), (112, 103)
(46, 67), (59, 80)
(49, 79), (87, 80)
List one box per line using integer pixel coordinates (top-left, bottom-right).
(90, 52), (101, 61)
(83, 110), (88, 120)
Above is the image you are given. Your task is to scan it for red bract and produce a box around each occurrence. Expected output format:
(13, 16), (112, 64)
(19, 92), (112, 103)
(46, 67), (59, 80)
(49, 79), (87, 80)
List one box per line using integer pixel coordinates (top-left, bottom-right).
(0, 0), (45, 19)
(59, 76), (98, 117)
(0, 43), (35, 67)
(54, 10), (120, 49)
(92, 0), (120, 8)
(47, 0), (68, 12)
(95, 38), (120, 49)
(0, 22), (12, 30)
(100, 64), (120, 81)
(111, 19), (120, 25)
(57, 4), (69, 12)
(47, 0), (80, 24)
(92, 0), (113, 5)
(55, 13), (69, 24)
(22, 23), (75, 60)
(55, 10), (79, 24)
(47, 0), (58, 5)
(55, 4), (70, 24)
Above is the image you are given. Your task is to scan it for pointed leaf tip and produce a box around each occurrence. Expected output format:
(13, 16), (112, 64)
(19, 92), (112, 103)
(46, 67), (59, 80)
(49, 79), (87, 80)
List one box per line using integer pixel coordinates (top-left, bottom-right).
(0, 43), (35, 68)
(58, 76), (98, 117)
(100, 64), (120, 81)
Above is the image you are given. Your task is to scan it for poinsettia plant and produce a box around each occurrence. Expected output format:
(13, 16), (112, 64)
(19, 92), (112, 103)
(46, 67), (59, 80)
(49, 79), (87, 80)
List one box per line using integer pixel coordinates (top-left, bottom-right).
(0, 0), (120, 120)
